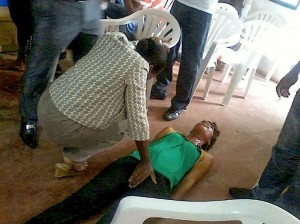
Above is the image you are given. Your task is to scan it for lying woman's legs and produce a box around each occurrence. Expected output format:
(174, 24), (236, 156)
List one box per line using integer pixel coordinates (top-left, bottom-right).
(97, 168), (171, 224)
(26, 157), (140, 224)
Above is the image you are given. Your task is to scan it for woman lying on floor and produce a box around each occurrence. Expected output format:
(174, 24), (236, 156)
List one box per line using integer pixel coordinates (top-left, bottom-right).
(26, 120), (220, 224)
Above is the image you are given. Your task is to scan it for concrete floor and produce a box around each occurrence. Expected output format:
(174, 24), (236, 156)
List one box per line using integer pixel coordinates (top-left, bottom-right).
(0, 56), (296, 224)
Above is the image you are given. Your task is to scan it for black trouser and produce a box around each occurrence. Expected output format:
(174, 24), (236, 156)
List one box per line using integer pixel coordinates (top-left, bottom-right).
(8, 0), (34, 59)
(26, 157), (170, 224)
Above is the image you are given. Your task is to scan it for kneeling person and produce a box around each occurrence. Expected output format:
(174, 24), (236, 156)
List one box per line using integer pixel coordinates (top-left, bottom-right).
(38, 32), (169, 186)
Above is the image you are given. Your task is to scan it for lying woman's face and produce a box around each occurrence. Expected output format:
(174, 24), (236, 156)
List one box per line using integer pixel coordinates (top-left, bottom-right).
(192, 121), (214, 145)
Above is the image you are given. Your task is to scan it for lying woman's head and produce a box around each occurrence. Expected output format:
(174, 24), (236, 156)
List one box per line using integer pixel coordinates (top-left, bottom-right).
(191, 120), (221, 152)
(136, 37), (169, 77)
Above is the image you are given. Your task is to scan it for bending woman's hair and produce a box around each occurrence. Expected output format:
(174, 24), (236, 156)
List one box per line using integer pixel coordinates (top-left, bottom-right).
(136, 37), (169, 74)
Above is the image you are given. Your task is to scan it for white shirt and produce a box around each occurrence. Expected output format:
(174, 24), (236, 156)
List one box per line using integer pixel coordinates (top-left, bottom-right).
(177, 0), (218, 14)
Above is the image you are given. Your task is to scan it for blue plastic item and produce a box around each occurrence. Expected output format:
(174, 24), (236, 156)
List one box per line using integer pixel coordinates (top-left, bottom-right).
(0, 0), (8, 7)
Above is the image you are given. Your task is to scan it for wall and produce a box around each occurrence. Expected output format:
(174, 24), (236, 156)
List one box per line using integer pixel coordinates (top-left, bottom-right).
(250, 0), (300, 82)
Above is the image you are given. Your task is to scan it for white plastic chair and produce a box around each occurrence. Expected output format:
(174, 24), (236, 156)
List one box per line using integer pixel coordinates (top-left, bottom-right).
(101, 8), (180, 106)
(191, 8), (242, 101)
(111, 196), (300, 224)
(101, 8), (181, 48)
(211, 20), (277, 105)
(245, 10), (286, 81)
(218, 2), (239, 18)
(245, 9), (286, 28)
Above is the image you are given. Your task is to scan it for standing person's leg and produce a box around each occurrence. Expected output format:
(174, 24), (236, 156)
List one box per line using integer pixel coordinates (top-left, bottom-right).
(19, 0), (59, 148)
(19, 0), (100, 148)
(150, 37), (180, 100)
(7, 0), (33, 70)
(163, 2), (212, 120)
(70, 0), (101, 62)
(275, 165), (300, 219)
(25, 157), (140, 224)
(69, 33), (99, 63)
(150, 1), (182, 100)
(252, 90), (300, 217)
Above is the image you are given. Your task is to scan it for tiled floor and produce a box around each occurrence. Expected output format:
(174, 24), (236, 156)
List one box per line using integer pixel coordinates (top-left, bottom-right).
(0, 55), (296, 223)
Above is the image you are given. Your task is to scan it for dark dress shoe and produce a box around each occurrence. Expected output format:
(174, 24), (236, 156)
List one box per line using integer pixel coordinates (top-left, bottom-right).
(150, 90), (167, 100)
(229, 187), (254, 199)
(20, 122), (38, 149)
(163, 107), (183, 121)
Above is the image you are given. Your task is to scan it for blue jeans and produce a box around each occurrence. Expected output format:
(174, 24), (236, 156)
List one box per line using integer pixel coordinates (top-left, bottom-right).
(152, 1), (212, 110)
(19, 0), (101, 123)
(26, 157), (170, 224)
(252, 90), (300, 219)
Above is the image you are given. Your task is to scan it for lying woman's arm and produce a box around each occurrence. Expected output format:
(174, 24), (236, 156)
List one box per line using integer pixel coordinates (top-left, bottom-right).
(170, 151), (214, 200)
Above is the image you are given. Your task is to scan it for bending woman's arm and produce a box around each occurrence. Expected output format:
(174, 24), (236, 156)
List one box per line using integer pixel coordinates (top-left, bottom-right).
(170, 151), (214, 200)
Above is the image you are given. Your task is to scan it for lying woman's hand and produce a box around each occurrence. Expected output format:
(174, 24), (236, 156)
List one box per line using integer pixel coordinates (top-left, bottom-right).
(128, 160), (157, 188)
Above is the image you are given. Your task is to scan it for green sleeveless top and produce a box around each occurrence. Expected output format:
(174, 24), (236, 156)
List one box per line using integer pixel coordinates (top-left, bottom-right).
(131, 132), (201, 189)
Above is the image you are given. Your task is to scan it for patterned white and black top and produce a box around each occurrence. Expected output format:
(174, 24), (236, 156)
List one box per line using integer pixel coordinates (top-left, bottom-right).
(49, 32), (150, 141)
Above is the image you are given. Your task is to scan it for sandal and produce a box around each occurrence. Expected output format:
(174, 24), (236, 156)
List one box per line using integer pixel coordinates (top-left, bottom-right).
(63, 157), (88, 172)
(54, 163), (81, 178)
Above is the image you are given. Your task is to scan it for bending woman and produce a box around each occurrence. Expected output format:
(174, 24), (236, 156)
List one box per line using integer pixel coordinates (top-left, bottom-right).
(26, 120), (220, 224)
(36, 32), (169, 187)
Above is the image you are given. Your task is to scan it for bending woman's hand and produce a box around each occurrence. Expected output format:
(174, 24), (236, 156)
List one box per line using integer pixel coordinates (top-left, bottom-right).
(128, 160), (156, 188)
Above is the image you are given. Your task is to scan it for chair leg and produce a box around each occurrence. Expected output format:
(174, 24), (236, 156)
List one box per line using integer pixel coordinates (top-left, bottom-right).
(202, 67), (215, 100)
(220, 64), (232, 83)
(265, 63), (277, 81)
(222, 64), (248, 106)
(243, 68), (256, 99)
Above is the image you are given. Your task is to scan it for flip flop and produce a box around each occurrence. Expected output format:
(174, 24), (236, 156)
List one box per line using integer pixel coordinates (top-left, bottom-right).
(54, 163), (80, 178)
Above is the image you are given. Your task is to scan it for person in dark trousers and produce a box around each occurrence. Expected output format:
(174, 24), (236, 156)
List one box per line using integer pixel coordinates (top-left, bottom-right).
(150, 0), (218, 121)
(229, 61), (300, 219)
(19, 0), (102, 149)
(7, 0), (33, 71)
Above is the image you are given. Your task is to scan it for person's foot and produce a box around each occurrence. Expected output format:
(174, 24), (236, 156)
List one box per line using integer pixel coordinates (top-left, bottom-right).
(229, 187), (254, 199)
(54, 163), (81, 178)
(150, 88), (167, 100)
(63, 157), (88, 172)
(163, 107), (184, 121)
(19, 121), (38, 149)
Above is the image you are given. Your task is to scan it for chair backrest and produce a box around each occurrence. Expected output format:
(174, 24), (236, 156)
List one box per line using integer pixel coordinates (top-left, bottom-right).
(191, 8), (242, 95)
(245, 9), (286, 28)
(111, 196), (300, 224)
(203, 8), (242, 59)
(218, 3), (239, 18)
(239, 20), (277, 51)
(101, 8), (180, 47)
(235, 20), (277, 68)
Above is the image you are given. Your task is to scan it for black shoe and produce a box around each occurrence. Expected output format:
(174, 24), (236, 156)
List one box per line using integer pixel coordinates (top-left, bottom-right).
(20, 121), (38, 149)
(163, 107), (183, 121)
(150, 90), (167, 100)
(229, 187), (254, 199)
